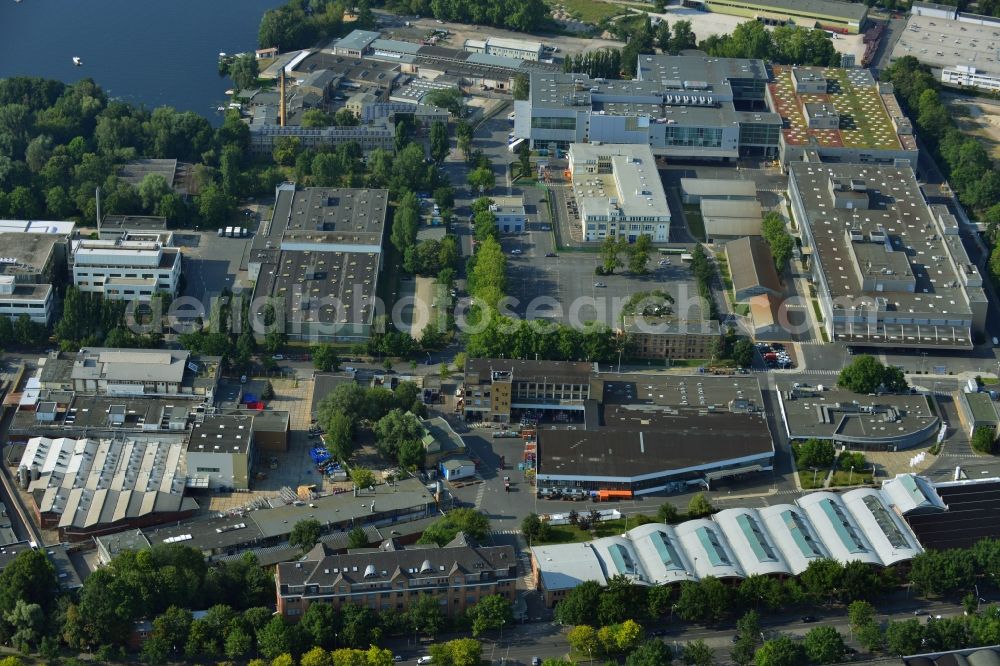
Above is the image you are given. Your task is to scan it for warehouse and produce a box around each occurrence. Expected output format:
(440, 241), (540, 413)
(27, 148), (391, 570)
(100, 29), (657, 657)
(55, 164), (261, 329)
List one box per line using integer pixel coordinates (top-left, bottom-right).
(696, 0), (868, 34)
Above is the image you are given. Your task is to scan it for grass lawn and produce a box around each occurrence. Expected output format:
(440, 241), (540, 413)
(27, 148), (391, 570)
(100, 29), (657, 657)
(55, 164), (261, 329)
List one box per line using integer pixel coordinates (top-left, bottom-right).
(829, 470), (875, 487)
(811, 299), (824, 323)
(682, 204), (706, 242)
(536, 516), (656, 544)
(716, 253), (733, 292)
(734, 303), (750, 316)
(548, 0), (626, 24)
(798, 468), (828, 490)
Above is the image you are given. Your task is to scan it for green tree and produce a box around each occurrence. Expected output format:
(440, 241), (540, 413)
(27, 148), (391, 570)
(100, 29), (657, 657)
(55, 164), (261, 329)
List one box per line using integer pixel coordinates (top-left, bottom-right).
(973, 427), (997, 454)
(313, 345), (341, 372)
(754, 636), (804, 666)
(626, 638), (673, 666)
(418, 508), (490, 546)
(425, 89), (465, 117)
(599, 236), (625, 274)
(346, 527), (368, 549)
(687, 493), (715, 518)
(681, 639), (714, 666)
(675, 577), (731, 625)
(138, 172), (172, 212)
(554, 580), (602, 627)
(301, 647), (333, 666)
(407, 594), (445, 637)
(430, 121), (449, 163)
(429, 638), (481, 666)
(518, 140), (531, 179)
(848, 600), (876, 630)
(468, 166), (495, 193)
(289, 518), (322, 553)
(467, 594), (512, 637)
(792, 438), (836, 471)
(803, 626), (846, 664)
(627, 234), (653, 274)
(838, 354), (907, 393)
(300, 602), (341, 651)
(3, 600), (45, 652)
(521, 513), (551, 543)
(230, 54), (260, 91)
(0, 549), (57, 619)
(732, 339), (754, 368)
(256, 616), (292, 661)
(196, 182), (234, 227)
(512, 74), (530, 101)
(884, 618), (925, 656)
(351, 466), (376, 490)
(657, 502), (680, 524)
(272, 136), (302, 166)
(567, 625), (600, 657)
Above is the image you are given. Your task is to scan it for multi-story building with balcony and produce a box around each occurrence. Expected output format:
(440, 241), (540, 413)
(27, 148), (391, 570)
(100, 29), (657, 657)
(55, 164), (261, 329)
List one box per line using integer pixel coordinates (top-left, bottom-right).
(460, 358), (593, 424)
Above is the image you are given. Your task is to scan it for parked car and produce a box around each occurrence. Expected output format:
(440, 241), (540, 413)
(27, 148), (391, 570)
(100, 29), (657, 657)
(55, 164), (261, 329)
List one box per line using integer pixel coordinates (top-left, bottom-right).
(417, 657), (433, 665)
(801, 616), (818, 623)
(545, 252), (557, 257)
(593, 282), (606, 288)
(511, 249), (522, 255)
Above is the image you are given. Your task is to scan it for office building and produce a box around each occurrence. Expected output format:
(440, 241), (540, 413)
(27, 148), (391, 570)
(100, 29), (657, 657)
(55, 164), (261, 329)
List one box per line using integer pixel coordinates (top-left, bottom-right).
(515, 56), (781, 160)
(489, 196), (528, 234)
(461, 358), (594, 424)
(790, 163), (987, 349)
(18, 434), (196, 541)
(185, 414), (256, 490)
(567, 143), (670, 242)
(693, 0), (868, 34)
(532, 474), (931, 606)
(776, 382), (940, 449)
(621, 316), (722, 361)
(0, 222), (74, 325)
(276, 534), (517, 618)
(71, 234), (181, 301)
(249, 184), (388, 341)
(766, 66), (918, 165)
(892, 8), (1000, 93)
(464, 36), (544, 62)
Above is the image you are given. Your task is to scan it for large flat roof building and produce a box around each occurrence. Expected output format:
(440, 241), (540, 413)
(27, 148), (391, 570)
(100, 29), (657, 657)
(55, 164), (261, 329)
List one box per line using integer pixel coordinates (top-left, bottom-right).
(567, 143), (670, 243)
(892, 10), (1000, 92)
(766, 66), (918, 165)
(790, 163), (986, 349)
(776, 382), (940, 450)
(0, 228), (71, 325)
(536, 373), (774, 496)
(515, 56), (781, 160)
(68, 347), (219, 399)
(464, 36), (544, 62)
(696, 0), (868, 34)
(249, 184), (388, 341)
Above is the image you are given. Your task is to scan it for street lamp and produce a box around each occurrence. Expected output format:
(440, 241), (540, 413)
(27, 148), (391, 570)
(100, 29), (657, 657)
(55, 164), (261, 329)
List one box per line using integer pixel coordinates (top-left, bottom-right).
(849, 465), (855, 485)
(811, 467), (819, 486)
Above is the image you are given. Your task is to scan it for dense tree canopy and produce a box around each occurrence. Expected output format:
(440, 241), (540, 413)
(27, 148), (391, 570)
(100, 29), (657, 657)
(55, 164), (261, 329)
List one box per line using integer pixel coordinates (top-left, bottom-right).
(838, 355), (908, 394)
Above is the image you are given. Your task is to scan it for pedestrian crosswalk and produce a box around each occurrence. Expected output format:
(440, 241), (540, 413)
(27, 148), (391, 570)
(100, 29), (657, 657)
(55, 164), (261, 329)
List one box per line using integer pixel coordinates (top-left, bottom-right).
(474, 484), (486, 509)
(490, 529), (522, 536)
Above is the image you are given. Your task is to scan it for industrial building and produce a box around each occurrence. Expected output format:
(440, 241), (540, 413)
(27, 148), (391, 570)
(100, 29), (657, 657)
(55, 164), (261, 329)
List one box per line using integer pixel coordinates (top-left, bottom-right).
(694, 0), (868, 34)
(70, 234), (181, 301)
(124, 477), (438, 562)
(680, 178), (757, 205)
(891, 6), (1000, 92)
(18, 434), (197, 541)
(464, 36), (544, 62)
(98, 215), (170, 241)
(0, 222), (74, 325)
(789, 163), (986, 349)
(567, 143), (670, 243)
(534, 374), (774, 496)
(776, 381), (940, 450)
(185, 414), (256, 491)
(766, 66), (918, 165)
(956, 391), (1000, 438)
(248, 120), (396, 156)
(531, 474), (931, 606)
(514, 56), (781, 160)
(42, 347), (221, 400)
(701, 198), (764, 239)
(249, 184), (388, 341)
(276, 534), (517, 618)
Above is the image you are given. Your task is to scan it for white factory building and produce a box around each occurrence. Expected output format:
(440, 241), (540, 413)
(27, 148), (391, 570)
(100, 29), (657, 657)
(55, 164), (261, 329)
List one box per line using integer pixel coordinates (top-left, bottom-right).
(71, 233), (181, 301)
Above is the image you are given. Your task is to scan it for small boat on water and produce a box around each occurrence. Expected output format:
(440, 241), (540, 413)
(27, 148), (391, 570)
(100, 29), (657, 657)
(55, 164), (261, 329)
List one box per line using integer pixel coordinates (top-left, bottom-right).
(225, 89), (235, 96)
(72, 56), (82, 66)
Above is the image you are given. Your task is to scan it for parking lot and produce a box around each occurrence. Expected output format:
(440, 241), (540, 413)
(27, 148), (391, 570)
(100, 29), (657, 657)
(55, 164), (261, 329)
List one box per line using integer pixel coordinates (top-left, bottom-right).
(175, 229), (254, 305)
(502, 229), (705, 326)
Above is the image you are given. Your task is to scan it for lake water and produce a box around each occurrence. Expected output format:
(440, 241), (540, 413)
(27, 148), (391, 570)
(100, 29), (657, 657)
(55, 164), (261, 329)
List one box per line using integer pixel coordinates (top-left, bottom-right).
(0, 0), (285, 122)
